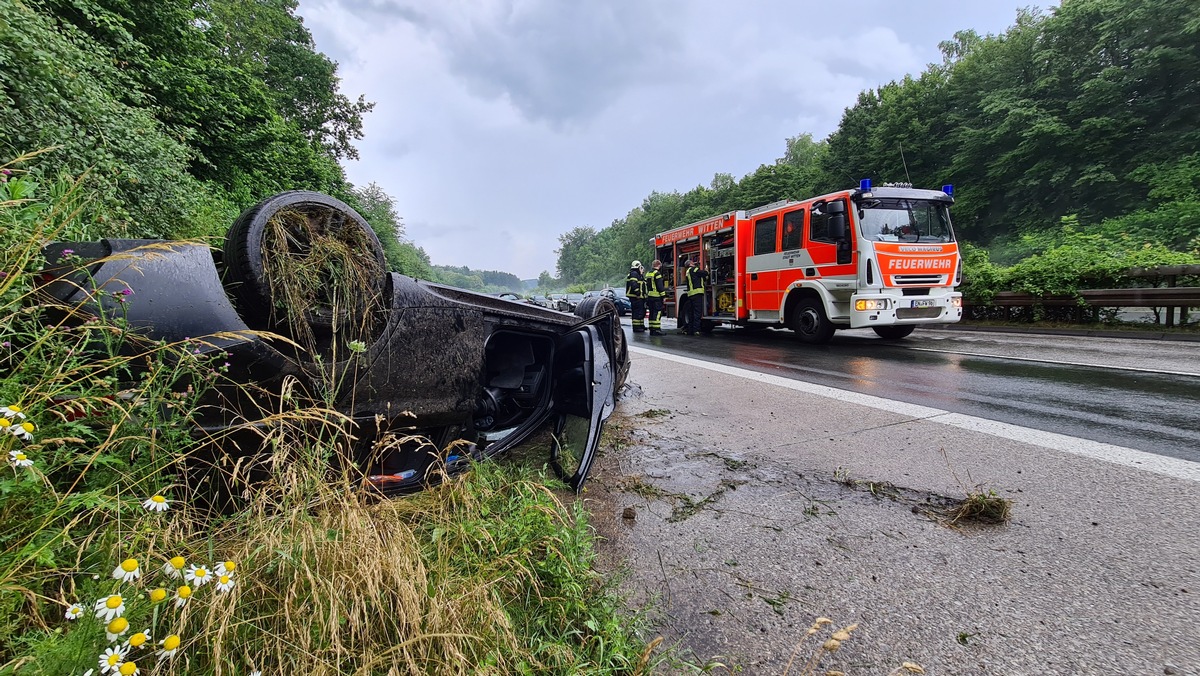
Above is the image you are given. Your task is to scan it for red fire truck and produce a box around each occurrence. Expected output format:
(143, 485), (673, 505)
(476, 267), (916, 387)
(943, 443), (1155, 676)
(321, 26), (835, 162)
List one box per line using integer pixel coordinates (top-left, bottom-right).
(651, 180), (963, 343)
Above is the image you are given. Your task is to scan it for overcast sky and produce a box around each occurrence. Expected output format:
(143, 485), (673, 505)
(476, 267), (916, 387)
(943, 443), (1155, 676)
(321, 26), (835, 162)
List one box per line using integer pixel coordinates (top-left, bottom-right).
(295, 0), (1051, 280)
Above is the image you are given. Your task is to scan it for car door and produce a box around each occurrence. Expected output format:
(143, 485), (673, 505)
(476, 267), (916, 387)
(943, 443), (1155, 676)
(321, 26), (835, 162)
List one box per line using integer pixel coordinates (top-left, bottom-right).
(549, 323), (616, 491)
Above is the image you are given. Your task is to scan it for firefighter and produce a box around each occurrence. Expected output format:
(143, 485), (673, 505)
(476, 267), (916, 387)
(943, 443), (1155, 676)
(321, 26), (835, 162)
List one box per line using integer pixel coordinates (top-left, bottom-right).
(682, 257), (710, 335)
(644, 259), (666, 336)
(626, 260), (646, 332)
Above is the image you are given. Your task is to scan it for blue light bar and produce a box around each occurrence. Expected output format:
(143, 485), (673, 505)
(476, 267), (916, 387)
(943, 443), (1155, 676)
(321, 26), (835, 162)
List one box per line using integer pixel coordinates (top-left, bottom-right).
(860, 178), (872, 192)
(942, 184), (954, 196)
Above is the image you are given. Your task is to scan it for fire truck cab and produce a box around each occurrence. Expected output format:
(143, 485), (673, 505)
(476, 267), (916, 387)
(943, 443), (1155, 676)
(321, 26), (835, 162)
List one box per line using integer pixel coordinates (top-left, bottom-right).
(652, 180), (963, 343)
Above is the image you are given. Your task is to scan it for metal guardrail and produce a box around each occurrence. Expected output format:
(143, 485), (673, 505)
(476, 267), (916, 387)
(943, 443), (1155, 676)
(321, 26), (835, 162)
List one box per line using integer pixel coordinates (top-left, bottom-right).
(971, 288), (1200, 327)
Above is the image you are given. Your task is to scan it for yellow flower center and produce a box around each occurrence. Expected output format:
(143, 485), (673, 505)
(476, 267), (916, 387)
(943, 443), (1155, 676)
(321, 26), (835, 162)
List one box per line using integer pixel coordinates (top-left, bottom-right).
(219, 575), (231, 585)
(169, 556), (185, 569)
(194, 568), (208, 579)
(149, 588), (167, 603)
(8, 405), (20, 413)
(19, 422), (32, 433)
(120, 558), (138, 573)
(151, 495), (166, 503)
(163, 634), (181, 650)
(0, 418), (10, 428)
(119, 661), (137, 675)
(14, 453), (26, 461)
(222, 560), (236, 572)
(177, 585), (191, 599)
(107, 617), (128, 634)
(105, 595), (123, 609)
(129, 632), (147, 647)
(107, 653), (121, 667)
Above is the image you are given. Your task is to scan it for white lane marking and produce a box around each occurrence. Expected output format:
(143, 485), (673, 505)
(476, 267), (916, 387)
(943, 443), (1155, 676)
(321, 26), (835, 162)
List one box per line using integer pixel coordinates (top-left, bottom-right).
(905, 346), (1200, 378)
(629, 345), (1200, 483)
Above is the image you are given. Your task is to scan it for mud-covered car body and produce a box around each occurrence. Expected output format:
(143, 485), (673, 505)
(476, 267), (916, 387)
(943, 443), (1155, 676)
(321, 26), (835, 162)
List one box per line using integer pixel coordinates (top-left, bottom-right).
(37, 192), (629, 499)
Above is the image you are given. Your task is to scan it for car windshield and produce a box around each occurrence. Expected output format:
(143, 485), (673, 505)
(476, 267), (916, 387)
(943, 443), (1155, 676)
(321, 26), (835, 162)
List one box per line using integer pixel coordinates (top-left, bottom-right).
(857, 199), (955, 243)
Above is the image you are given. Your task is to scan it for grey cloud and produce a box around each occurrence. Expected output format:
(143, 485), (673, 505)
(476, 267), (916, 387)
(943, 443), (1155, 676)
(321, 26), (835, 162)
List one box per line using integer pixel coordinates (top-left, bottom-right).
(386, 1), (686, 126)
(324, 0), (429, 27)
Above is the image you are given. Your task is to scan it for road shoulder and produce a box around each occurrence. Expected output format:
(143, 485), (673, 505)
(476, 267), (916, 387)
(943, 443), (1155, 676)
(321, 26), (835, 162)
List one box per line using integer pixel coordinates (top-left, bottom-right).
(587, 351), (1200, 674)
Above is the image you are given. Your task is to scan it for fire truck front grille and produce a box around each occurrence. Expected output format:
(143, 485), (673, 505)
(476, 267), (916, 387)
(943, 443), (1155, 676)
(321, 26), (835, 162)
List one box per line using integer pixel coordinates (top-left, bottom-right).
(892, 275), (946, 285)
(896, 307), (943, 320)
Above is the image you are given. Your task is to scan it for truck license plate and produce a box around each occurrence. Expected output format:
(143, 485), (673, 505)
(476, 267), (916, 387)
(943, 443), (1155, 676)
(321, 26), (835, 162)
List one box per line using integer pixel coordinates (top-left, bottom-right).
(911, 299), (937, 308)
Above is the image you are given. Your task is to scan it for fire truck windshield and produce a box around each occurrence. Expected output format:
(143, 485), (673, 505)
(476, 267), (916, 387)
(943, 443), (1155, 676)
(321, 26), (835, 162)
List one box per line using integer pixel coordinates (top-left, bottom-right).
(856, 199), (955, 243)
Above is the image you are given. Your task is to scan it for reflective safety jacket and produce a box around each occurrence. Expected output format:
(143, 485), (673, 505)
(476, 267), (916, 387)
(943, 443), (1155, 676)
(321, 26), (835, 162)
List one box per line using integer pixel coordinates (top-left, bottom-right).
(685, 265), (709, 297)
(644, 269), (666, 298)
(625, 270), (645, 299)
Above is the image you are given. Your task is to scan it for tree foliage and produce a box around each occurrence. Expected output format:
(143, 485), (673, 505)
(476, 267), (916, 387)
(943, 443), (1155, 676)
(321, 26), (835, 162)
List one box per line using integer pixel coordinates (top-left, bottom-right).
(1, 0), (371, 241)
(557, 0), (1200, 291)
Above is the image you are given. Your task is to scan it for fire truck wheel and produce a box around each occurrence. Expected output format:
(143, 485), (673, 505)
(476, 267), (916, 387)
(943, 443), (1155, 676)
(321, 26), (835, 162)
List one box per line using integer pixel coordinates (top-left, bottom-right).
(790, 297), (835, 344)
(872, 325), (916, 340)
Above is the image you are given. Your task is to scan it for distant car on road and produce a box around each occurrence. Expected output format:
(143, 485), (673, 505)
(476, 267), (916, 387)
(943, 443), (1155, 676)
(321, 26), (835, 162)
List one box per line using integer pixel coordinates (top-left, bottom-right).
(565, 293), (585, 312)
(584, 289), (631, 316)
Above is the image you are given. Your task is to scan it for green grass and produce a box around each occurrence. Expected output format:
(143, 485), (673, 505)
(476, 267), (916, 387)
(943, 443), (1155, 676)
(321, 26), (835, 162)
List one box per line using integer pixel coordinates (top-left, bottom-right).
(0, 161), (658, 675)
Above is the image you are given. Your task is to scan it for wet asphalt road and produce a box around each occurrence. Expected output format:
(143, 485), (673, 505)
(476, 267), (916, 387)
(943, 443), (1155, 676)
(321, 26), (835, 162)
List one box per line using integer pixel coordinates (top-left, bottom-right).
(623, 323), (1200, 464)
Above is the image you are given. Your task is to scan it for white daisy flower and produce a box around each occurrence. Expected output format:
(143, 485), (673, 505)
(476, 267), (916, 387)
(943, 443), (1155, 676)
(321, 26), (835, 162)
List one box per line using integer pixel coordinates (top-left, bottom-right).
(105, 616), (130, 642)
(112, 558), (141, 583)
(215, 573), (235, 593)
(141, 494), (169, 512)
(156, 634), (182, 660)
(173, 585), (192, 608)
(162, 556), (186, 579)
(124, 629), (151, 649)
(9, 421), (34, 441)
(65, 603), (84, 620)
(214, 560), (237, 576)
(98, 645), (127, 674)
(8, 450), (32, 468)
(94, 594), (125, 621)
(0, 405), (25, 420)
(184, 563), (212, 587)
(250, 671), (261, 676)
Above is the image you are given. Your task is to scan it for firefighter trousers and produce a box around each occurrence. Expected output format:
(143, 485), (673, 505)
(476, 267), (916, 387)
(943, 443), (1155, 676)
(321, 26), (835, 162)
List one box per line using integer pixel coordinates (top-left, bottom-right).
(630, 297), (646, 331)
(687, 292), (705, 334)
(647, 296), (663, 333)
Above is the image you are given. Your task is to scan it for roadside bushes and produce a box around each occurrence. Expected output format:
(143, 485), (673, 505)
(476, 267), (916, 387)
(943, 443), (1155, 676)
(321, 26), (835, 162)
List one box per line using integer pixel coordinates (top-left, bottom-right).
(961, 215), (1200, 321)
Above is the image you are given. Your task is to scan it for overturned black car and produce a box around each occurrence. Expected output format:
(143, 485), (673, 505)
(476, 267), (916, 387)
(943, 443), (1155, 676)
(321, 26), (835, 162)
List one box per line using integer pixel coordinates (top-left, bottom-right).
(37, 191), (629, 499)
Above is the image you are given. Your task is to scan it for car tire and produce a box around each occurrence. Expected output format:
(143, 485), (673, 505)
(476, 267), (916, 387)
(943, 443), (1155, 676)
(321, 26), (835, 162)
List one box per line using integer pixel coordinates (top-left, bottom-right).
(574, 297), (629, 390)
(790, 297), (835, 344)
(873, 325), (916, 340)
(224, 191), (387, 318)
(223, 191), (389, 358)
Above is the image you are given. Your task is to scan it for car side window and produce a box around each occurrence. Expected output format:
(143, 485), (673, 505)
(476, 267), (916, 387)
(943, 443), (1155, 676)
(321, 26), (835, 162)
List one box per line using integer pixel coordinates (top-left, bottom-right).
(754, 216), (778, 255)
(810, 206), (833, 244)
(782, 210), (804, 250)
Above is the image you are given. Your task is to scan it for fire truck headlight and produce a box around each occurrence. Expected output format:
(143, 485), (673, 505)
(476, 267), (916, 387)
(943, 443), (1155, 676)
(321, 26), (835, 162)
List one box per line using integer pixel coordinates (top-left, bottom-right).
(855, 299), (889, 312)
(952, 297), (963, 308)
